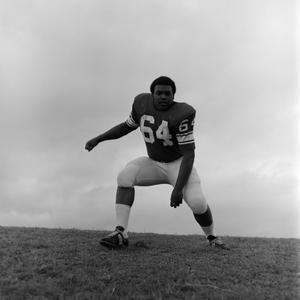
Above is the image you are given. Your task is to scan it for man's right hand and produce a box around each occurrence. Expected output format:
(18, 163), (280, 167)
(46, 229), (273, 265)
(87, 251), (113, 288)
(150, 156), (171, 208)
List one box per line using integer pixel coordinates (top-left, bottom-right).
(85, 138), (99, 152)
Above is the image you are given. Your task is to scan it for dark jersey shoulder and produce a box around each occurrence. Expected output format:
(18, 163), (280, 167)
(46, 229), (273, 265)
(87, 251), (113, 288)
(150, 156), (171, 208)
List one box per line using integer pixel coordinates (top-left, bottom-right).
(133, 93), (151, 112)
(168, 102), (196, 128)
(134, 93), (151, 101)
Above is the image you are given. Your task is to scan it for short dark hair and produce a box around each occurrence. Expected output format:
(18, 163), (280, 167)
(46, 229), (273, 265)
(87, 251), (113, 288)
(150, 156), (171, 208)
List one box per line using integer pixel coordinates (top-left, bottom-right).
(150, 76), (176, 94)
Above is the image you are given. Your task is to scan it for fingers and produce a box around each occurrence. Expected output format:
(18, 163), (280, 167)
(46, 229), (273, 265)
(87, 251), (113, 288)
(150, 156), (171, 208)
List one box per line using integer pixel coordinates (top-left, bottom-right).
(85, 139), (99, 151)
(170, 192), (183, 208)
(172, 203), (180, 208)
(85, 142), (94, 151)
(170, 201), (182, 208)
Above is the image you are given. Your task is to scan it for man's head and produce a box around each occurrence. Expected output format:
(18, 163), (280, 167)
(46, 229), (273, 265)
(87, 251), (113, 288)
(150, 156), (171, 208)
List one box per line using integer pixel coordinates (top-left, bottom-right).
(150, 76), (176, 95)
(150, 76), (176, 111)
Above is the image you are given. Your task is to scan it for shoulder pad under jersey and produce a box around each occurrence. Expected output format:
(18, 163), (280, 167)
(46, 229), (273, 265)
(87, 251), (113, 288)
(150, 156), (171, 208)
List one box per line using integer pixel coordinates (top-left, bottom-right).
(133, 93), (152, 114)
(171, 102), (196, 125)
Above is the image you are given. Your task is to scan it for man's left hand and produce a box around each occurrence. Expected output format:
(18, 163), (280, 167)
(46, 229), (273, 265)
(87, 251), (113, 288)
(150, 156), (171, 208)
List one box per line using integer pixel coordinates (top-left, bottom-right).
(170, 188), (183, 208)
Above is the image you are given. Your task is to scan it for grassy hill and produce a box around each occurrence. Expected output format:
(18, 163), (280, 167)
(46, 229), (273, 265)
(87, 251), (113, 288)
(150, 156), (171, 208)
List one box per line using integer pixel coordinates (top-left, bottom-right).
(0, 226), (299, 300)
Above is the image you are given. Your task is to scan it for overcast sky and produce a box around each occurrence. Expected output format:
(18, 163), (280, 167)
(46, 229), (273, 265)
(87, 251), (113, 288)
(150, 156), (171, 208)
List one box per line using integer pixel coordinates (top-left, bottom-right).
(1, 0), (299, 238)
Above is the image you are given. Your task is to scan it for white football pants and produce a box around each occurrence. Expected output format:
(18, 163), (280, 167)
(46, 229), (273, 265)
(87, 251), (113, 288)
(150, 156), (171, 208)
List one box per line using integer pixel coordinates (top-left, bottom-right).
(117, 156), (207, 214)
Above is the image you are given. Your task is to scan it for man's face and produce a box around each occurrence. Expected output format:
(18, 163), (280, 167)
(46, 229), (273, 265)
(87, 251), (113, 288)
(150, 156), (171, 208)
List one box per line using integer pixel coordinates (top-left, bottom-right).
(152, 85), (174, 111)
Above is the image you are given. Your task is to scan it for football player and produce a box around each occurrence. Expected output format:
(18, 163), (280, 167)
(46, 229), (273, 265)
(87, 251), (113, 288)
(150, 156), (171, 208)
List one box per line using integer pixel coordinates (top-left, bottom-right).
(85, 76), (229, 250)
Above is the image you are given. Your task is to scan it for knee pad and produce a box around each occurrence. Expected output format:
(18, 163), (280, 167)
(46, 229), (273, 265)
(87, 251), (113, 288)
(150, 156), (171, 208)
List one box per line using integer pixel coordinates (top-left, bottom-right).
(186, 196), (207, 214)
(117, 163), (139, 187)
(184, 182), (207, 214)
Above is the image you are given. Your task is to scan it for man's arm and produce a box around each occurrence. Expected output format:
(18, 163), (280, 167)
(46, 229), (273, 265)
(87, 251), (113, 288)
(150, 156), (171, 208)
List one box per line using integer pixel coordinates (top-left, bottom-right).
(174, 149), (195, 191)
(85, 122), (136, 151)
(170, 149), (195, 208)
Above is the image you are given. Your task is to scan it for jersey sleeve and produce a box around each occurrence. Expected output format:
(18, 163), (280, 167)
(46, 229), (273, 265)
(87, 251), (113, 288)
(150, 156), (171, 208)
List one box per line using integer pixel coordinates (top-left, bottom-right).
(125, 101), (139, 129)
(175, 111), (196, 151)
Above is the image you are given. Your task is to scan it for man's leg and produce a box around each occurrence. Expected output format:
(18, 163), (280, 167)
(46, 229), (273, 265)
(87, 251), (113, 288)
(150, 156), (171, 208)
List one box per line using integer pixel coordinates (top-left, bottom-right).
(183, 169), (229, 249)
(115, 157), (168, 234)
(100, 157), (168, 248)
(181, 169), (216, 239)
(192, 204), (215, 239)
(167, 160), (214, 236)
(167, 160), (228, 249)
(115, 186), (134, 238)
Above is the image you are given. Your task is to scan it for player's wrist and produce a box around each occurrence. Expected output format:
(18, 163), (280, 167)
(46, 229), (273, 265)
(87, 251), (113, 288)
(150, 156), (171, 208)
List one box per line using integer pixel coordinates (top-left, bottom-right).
(173, 186), (183, 193)
(95, 135), (104, 144)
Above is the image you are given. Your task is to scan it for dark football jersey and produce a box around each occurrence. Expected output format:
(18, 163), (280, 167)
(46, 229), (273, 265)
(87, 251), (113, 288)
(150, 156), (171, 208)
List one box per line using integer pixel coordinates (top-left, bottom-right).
(126, 93), (196, 163)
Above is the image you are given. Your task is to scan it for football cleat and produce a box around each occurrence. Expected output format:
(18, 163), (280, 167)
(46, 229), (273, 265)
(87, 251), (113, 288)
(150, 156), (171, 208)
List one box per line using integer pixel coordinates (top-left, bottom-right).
(208, 236), (230, 250)
(100, 226), (129, 249)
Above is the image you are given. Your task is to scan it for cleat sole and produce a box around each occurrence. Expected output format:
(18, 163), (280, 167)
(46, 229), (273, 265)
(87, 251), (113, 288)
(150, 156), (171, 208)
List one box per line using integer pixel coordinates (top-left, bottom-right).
(99, 239), (128, 250)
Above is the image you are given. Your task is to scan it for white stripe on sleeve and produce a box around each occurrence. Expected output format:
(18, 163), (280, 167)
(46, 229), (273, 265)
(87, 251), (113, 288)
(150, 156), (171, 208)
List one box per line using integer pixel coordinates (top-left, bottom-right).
(126, 114), (139, 128)
(176, 132), (194, 145)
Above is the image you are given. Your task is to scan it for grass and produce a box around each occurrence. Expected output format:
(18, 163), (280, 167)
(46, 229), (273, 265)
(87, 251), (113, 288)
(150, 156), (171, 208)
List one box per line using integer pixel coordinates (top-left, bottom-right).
(0, 226), (299, 300)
